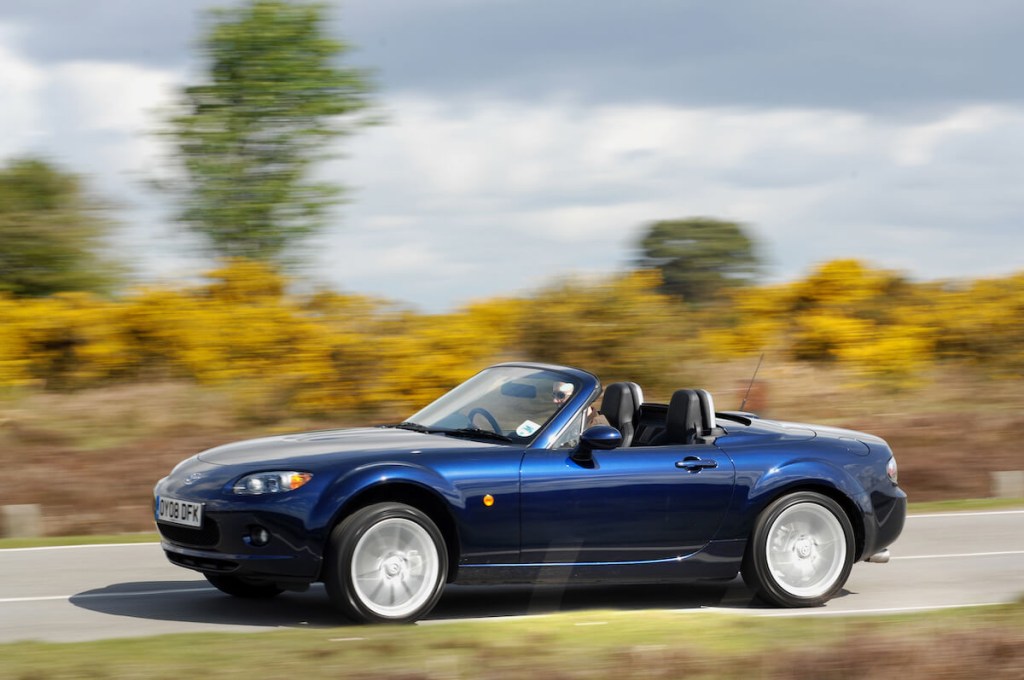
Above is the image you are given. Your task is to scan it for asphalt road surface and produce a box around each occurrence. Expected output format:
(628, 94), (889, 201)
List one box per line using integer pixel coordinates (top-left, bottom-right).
(2, 510), (1022, 643)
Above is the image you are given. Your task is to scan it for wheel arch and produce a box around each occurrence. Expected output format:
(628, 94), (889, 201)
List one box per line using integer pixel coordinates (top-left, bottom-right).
(739, 455), (873, 562)
(323, 481), (461, 583)
(748, 482), (867, 562)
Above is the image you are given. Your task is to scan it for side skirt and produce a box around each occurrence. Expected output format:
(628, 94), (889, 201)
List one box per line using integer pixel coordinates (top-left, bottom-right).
(452, 539), (746, 586)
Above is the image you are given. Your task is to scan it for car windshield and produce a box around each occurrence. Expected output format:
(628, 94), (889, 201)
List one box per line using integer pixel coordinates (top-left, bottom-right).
(402, 366), (581, 443)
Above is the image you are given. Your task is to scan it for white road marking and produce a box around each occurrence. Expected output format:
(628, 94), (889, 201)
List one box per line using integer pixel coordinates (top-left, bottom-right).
(0, 543), (160, 553)
(908, 510), (1024, 519)
(0, 586), (213, 604)
(0, 595), (74, 604)
(892, 550), (1024, 560)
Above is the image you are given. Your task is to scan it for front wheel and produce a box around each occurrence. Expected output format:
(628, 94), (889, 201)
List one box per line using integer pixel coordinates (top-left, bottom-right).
(324, 503), (448, 623)
(742, 491), (854, 607)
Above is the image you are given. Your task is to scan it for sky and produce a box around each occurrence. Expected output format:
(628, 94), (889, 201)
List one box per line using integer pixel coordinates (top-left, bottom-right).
(1, 0), (1023, 311)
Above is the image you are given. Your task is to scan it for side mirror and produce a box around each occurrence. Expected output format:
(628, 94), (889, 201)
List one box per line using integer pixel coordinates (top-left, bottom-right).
(571, 425), (622, 463)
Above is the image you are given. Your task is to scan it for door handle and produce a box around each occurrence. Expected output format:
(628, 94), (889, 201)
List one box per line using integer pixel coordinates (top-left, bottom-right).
(675, 456), (718, 472)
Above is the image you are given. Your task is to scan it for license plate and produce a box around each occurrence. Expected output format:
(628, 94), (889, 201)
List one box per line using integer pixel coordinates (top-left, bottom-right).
(156, 496), (203, 528)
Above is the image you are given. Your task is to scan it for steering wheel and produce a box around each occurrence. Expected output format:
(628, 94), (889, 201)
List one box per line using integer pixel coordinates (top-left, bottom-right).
(466, 407), (502, 434)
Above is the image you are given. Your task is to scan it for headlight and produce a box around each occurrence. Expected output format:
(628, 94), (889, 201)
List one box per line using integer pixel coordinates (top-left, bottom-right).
(886, 456), (898, 484)
(232, 471), (313, 495)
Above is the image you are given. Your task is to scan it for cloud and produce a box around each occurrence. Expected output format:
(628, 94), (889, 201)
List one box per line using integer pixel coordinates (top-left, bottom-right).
(0, 40), (194, 281)
(311, 94), (1024, 310)
(0, 25), (45, 157)
(343, 0), (1024, 112)
(5, 1), (1024, 116)
(0, 0), (207, 69)
(0, 28), (181, 187)
(49, 61), (178, 134)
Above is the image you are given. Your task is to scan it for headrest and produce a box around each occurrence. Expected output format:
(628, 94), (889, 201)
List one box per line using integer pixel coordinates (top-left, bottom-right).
(666, 389), (702, 443)
(601, 382), (639, 424)
(696, 389), (716, 432)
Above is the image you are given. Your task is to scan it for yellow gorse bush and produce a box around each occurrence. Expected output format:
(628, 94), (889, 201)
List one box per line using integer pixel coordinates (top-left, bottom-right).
(0, 295), (33, 386)
(1, 257), (1021, 417)
(703, 259), (1023, 385)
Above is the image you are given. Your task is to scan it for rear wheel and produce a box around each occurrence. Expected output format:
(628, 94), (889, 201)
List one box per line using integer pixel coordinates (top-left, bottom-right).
(324, 502), (448, 623)
(204, 573), (284, 599)
(742, 491), (854, 607)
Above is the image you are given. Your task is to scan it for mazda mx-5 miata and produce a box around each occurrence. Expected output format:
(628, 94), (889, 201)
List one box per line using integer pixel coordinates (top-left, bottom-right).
(154, 362), (906, 623)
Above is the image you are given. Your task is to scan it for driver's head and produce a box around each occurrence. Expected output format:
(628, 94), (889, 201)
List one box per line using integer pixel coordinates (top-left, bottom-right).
(552, 381), (574, 404)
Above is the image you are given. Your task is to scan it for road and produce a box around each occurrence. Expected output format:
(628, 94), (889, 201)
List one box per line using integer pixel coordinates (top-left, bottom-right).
(2, 510), (1022, 642)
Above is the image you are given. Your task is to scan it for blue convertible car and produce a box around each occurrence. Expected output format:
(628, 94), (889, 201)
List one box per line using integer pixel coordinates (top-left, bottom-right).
(154, 362), (906, 623)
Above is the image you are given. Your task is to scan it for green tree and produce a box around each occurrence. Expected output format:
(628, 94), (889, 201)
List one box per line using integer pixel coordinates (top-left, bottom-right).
(636, 217), (759, 303)
(165, 0), (373, 262)
(0, 158), (119, 297)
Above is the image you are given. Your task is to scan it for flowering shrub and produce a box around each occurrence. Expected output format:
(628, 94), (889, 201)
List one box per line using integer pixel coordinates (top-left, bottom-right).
(2, 258), (1021, 414)
(703, 260), (1023, 385)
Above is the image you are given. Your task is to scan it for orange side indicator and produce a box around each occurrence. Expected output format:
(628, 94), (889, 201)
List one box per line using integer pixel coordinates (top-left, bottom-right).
(483, 494), (495, 507)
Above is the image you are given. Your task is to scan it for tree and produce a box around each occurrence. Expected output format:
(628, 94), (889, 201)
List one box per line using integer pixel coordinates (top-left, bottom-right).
(165, 0), (374, 262)
(636, 218), (759, 303)
(0, 158), (120, 297)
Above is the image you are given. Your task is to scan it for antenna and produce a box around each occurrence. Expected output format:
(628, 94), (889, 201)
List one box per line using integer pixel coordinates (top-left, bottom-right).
(739, 352), (764, 412)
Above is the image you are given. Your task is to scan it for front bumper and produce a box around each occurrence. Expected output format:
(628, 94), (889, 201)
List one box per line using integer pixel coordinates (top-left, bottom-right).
(154, 457), (330, 584)
(863, 486), (907, 560)
(156, 509), (323, 583)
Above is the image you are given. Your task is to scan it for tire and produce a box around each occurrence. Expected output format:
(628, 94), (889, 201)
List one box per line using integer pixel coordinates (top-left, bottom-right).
(324, 502), (448, 624)
(204, 573), (284, 599)
(741, 491), (854, 607)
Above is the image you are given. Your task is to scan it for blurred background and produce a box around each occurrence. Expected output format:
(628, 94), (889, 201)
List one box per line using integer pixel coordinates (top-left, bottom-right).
(0, 0), (1022, 535)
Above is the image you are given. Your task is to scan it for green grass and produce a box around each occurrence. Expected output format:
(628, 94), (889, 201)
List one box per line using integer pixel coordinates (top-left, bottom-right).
(2, 602), (1022, 679)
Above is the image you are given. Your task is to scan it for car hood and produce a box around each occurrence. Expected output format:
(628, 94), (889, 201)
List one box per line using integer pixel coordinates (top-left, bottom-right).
(196, 427), (500, 466)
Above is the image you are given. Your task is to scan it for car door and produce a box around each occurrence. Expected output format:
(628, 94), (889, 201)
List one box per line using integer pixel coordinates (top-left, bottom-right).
(519, 442), (736, 564)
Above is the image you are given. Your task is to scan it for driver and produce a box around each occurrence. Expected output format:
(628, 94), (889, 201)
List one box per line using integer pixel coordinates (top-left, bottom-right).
(552, 381), (575, 405)
(553, 381), (609, 428)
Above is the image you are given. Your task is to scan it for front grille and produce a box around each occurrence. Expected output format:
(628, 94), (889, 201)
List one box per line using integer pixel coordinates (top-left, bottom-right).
(157, 518), (220, 547)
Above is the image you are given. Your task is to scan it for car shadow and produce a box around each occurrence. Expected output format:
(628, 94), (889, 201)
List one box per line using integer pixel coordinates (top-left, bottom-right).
(69, 581), (343, 628)
(70, 577), (776, 629)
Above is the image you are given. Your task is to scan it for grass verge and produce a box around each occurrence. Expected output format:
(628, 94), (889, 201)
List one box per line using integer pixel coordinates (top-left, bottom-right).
(2, 602), (1023, 679)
